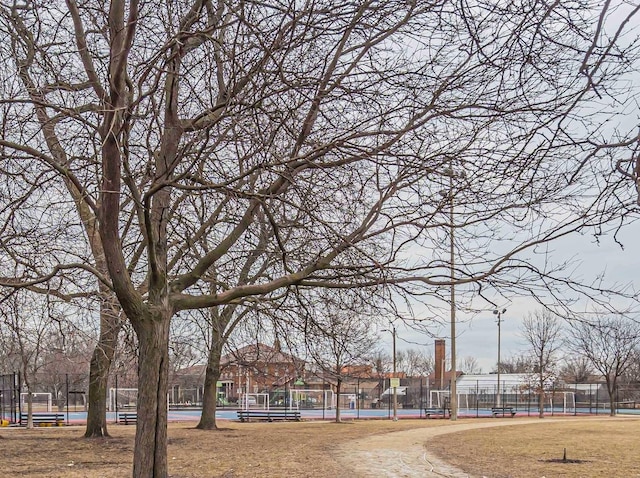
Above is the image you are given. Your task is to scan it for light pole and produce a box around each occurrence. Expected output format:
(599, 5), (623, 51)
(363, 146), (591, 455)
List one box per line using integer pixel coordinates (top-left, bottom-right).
(440, 166), (460, 421)
(382, 326), (398, 421)
(493, 308), (506, 407)
(448, 169), (457, 421)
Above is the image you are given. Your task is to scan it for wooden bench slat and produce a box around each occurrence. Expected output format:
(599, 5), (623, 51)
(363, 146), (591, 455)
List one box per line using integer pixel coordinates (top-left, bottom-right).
(118, 412), (138, 424)
(236, 410), (301, 422)
(424, 407), (450, 418)
(20, 413), (65, 426)
(491, 407), (516, 417)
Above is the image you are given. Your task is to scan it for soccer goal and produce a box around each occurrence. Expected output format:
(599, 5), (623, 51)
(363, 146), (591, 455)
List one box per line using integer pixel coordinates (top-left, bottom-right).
(429, 390), (469, 411)
(289, 389), (335, 410)
(239, 392), (269, 410)
(108, 388), (138, 411)
(20, 392), (52, 412)
(549, 391), (575, 414)
(429, 390), (450, 409)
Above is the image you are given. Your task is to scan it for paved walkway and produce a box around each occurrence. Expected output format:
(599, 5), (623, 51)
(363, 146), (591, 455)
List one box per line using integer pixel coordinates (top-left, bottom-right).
(334, 418), (559, 477)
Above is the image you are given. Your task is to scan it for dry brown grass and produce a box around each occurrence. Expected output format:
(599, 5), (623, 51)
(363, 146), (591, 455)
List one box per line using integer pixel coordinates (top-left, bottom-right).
(1, 416), (639, 477)
(428, 416), (640, 478)
(0, 419), (436, 477)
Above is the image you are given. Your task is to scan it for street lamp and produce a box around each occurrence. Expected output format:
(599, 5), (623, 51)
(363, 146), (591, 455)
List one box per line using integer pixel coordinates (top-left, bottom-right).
(493, 308), (506, 407)
(382, 326), (398, 421)
(440, 166), (463, 421)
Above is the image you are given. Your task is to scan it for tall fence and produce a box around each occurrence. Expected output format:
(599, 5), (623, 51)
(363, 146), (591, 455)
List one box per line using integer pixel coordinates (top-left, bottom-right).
(3, 370), (640, 424)
(0, 373), (19, 424)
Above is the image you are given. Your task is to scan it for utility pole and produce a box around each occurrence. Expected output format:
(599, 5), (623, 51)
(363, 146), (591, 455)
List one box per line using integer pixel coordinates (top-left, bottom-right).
(449, 170), (457, 421)
(494, 308), (506, 407)
(383, 325), (398, 421)
(439, 163), (466, 420)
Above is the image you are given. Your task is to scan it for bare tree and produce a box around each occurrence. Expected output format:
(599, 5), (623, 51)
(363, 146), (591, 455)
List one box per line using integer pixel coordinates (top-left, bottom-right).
(194, 303), (254, 429)
(521, 310), (563, 418)
(396, 348), (435, 377)
(303, 293), (380, 423)
(38, 327), (93, 412)
(620, 348), (640, 386)
(559, 356), (594, 384)
(495, 353), (534, 374)
(568, 316), (640, 416)
(0, 2), (638, 476)
(458, 356), (482, 375)
(195, 221), (277, 430)
(0, 292), (62, 428)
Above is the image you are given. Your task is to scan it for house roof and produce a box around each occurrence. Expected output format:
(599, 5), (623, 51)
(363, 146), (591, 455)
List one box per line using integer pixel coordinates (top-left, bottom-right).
(174, 364), (207, 377)
(173, 343), (304, 378)
(340, 364), (377, 379)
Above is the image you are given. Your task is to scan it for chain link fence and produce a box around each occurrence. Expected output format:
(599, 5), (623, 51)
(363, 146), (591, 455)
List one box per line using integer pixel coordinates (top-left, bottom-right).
(3, 371), (639, 424)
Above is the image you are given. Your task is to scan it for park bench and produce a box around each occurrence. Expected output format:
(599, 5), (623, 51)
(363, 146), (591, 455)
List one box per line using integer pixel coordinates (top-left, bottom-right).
(118, 412), (138, 424)
(236, 409), (301, 422)
(424, 407), (450, 418)
(491, 406), (516, 417)
(20, 412), (64, 427)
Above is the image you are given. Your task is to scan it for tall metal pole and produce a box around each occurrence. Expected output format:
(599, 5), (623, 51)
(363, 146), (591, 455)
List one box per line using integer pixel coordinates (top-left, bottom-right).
(392, 326), (398, 421)
(497, 315), (501, 407)
(494, 309), (506, 407)
(382, 326), (398, 421)
(449, 172), (457, 421)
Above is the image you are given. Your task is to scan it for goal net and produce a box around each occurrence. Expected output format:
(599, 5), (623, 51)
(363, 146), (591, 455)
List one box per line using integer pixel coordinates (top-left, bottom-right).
(428, 390), (469, 411)
(108, 388), (138, 411)
(429, 390), (450, 409)
(548, 391), (575, 414)
(20, 392), (52, 412)
(289, 389), (335, 410)
(239, 392), (269, 410)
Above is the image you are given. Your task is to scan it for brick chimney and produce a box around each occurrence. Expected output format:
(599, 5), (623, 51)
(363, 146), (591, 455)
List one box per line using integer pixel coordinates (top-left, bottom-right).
(435, 339), (446, 390)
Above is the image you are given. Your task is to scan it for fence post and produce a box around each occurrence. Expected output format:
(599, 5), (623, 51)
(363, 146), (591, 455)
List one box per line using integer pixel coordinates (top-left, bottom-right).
(285, 382), (289, 412)
(322, 378), (325, 420)
(115, 374), (119, 421)
(17, 371), (22, 424)
(65, 373), (69, 425)
(475, 380), (478, 418)
(419, 378), (423, 419)
(387, 378), (391, 419)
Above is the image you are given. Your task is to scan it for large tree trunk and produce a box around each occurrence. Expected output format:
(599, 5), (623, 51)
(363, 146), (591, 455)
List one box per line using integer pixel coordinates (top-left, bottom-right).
(538, 376), (545, 419)
(133, 314), (171, 478)
(25, 391), (33, 429)
(538, 387), (545, 419)
(196, 338), (224, 430)
(22, 365), (33, 429)
(85, 291), (122, 438)
(607, 378), (617, 417)
(85, 347), (111, 437)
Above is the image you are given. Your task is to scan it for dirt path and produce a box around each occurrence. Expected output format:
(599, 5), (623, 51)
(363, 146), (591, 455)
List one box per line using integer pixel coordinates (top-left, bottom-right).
(334, 418), (554, 477)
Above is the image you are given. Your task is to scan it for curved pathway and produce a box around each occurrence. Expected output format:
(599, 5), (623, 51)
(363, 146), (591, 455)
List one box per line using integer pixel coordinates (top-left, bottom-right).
(334, 418), (565, 477)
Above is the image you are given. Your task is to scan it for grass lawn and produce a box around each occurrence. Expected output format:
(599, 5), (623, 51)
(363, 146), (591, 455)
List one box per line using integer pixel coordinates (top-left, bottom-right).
(0, 416), (638, 477)
(428, 417), (640, 478)
(0, 419), (436, 477)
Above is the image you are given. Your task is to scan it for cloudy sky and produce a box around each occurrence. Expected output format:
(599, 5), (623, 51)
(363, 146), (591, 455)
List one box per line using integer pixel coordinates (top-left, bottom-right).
(381, 219), (640, 373)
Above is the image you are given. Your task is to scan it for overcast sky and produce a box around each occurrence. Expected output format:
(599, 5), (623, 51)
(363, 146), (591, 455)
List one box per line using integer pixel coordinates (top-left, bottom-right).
(380, 219), (640, 373)
(390, 4), (640, 374)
